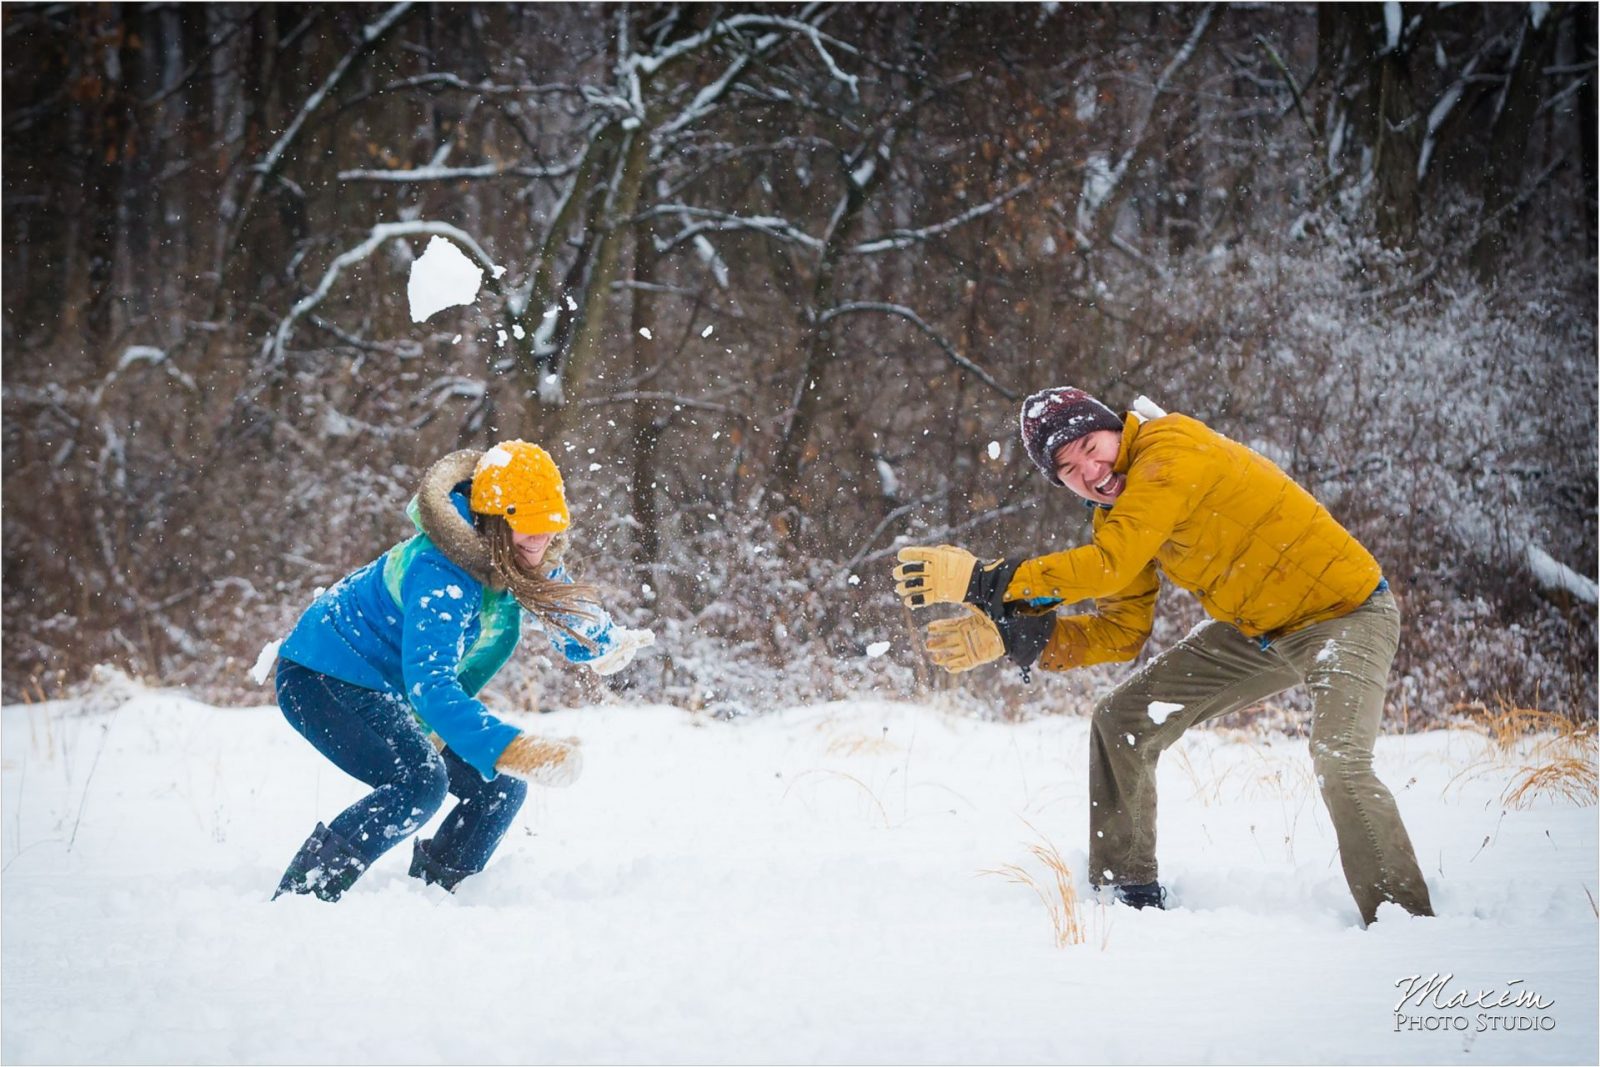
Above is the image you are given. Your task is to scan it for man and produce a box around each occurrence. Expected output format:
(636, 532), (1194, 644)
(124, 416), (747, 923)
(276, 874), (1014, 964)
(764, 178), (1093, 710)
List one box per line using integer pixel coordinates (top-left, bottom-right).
(891, 387), (1434, 924)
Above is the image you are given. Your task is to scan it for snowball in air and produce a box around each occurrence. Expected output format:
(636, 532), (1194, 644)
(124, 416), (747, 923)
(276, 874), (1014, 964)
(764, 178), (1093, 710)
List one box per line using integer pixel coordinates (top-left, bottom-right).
(865, 641), (891, 658)
(986, 440), (1001, 460)
(407, 236), (484, 323)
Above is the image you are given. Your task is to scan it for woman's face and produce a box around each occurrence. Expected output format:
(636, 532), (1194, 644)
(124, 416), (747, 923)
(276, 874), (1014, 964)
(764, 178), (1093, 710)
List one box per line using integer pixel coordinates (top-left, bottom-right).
(511, 531), (554, 570)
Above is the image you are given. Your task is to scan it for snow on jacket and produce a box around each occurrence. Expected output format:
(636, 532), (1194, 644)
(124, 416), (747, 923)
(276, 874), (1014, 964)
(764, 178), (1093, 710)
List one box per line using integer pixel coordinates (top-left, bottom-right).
(1005, 412), (1383, 672)
(279, 484), (618, 779)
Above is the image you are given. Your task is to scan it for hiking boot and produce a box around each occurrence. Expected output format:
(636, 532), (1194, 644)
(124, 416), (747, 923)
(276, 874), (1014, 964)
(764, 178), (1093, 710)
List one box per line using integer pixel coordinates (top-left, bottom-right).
(1115, 880), (1167, 910)
(273, 822), (368, 902)
(408, 836), (476, 893)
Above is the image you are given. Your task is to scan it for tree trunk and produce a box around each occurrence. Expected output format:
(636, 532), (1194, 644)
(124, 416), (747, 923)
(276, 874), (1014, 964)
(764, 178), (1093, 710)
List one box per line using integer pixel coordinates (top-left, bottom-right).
(81, 4), (142, 363)
(1471, 17), (1555, 279)
(1573, 5), (1597, 253)
(764, 160), (878, 527)
(628, 229), (666, 574)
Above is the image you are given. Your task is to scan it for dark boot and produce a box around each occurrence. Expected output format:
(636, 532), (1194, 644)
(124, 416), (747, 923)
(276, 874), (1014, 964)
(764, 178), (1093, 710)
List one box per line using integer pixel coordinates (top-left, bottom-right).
(1115, 881), (1167, 910)
(273, 822), (368, 902)
(408, 836), (475, 892)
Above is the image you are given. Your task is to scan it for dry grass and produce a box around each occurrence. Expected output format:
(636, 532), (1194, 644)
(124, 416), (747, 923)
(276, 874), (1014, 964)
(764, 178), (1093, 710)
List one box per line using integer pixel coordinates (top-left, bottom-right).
(19, 668), (71, 705)
(981, 821), (1086, 948)
(780, 768), (892, 827)
(1452, 699), (1598, 809)
(825, 732), (899, 757)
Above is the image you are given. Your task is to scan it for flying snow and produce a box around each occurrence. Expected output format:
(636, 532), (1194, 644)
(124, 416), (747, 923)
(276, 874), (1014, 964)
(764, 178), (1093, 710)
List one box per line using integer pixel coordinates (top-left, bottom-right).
(865, 641), (891, 658)
(249, 640), (281, 686)
(407, 236), (485, 323)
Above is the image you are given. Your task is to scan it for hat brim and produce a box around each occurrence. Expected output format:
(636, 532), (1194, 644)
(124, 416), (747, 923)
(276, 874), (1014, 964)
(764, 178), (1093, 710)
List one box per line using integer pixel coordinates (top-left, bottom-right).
(503, 509), (570, 535)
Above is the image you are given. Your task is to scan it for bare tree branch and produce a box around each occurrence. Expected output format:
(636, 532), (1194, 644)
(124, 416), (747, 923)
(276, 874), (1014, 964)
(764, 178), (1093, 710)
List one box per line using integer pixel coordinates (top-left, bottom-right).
(820, 302), (1016, 398)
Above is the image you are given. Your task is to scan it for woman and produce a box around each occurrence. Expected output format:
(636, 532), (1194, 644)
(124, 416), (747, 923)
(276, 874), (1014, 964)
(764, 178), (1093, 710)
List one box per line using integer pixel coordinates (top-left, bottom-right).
(272, 440), (653, 901)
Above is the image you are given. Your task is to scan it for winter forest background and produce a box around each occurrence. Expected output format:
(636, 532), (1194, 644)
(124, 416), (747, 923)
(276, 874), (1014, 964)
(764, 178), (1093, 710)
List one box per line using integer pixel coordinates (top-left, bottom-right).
(3, 2), (1596, 727)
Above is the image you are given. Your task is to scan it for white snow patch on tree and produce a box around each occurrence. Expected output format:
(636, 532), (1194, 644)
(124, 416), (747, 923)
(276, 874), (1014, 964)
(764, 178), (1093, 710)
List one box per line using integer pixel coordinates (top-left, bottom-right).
(407, 236), (485, 323)
(1073, 82), (1097, 122)
(875, 458), (900, 498)
(1082, 153), (1115, 212)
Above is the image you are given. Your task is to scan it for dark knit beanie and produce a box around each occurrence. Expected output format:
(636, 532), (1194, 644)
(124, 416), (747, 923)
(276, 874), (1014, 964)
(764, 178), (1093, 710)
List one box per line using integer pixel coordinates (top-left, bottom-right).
(1019, 387), (1124, 485)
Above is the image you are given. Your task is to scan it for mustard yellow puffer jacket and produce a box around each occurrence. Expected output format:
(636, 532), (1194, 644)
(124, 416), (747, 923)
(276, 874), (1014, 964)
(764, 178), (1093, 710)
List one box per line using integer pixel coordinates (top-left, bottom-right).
(1004, 412), (1382, 672)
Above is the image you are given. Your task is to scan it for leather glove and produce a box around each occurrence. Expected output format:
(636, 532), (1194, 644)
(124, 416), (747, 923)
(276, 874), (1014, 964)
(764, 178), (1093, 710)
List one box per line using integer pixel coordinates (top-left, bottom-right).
(924, 605), (1058, 678)
(894, 545), (1024, 620)
(894, 545), (981, 608)
(925, 606), (1005, 673)
(495, 734), (583, 786)
(588, 627), (656, 676)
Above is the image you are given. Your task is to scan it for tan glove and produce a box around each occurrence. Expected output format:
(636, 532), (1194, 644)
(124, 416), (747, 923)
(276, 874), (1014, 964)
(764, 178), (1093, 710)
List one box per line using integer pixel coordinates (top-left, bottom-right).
(495, 734), (583, 786)
(892, 545), (979, 608)
(924, 606), (1005, 673)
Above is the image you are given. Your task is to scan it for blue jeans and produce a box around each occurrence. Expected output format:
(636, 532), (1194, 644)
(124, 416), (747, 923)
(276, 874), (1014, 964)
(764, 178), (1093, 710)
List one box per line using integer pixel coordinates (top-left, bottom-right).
(276, 658), (527, 876)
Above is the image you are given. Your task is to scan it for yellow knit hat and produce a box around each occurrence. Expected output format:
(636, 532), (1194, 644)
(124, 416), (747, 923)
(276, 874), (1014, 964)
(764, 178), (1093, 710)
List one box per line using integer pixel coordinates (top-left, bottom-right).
(469, 441), (570, 534)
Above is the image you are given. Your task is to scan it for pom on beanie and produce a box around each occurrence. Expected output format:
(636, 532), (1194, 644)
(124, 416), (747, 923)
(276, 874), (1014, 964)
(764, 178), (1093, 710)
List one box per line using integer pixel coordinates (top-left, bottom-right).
(470, 441), (570, 534)
(1019, 387), (1124, 485)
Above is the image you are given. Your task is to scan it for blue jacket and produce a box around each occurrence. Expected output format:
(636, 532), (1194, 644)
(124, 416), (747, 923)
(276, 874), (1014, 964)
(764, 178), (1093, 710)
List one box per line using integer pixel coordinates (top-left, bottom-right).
(280, 486), (619, 779)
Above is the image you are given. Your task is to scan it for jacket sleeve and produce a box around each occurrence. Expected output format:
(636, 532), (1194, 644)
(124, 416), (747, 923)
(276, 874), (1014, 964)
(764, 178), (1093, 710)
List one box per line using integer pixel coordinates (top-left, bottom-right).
(399, 553), (520, 781)
(1004, 438), (1210, 603)
(1037, 560), (1160, 672)
(534, 565), (621, 665)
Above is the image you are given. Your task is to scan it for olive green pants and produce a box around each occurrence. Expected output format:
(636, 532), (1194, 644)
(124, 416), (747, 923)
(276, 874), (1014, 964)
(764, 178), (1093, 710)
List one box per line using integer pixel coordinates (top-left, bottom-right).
(1087, 590), (1434, 924)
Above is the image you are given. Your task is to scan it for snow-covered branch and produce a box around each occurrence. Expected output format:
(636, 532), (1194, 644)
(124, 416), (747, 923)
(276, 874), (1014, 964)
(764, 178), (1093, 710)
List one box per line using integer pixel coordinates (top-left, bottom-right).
(265, 221), (497, 364)
(338, 160), (580, 183)
(648, 206), (825, 253)
(849, 180), (1033, 254)
(627, 13), (861, 80)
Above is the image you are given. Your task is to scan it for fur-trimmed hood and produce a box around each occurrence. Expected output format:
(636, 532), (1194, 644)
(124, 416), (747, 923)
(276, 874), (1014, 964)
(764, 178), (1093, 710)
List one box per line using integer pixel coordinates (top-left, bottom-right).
(415, 450), (495, 586)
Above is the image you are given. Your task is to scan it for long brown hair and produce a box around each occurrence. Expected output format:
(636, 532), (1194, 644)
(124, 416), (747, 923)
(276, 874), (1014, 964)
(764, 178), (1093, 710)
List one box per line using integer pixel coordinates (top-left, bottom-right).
(476, 513), (602, 649)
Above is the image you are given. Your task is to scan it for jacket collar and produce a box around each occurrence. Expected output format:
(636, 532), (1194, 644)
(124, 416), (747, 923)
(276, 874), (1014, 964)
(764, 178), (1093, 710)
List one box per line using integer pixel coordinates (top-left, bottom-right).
(1112, 411), (1142, 473)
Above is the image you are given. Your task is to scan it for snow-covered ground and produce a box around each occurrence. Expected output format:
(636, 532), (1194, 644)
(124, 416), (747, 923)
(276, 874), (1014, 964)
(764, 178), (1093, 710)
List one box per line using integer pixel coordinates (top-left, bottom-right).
(3, 677), (1595, 1065)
